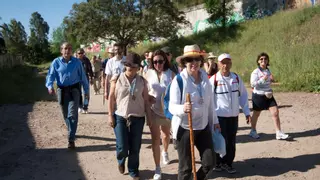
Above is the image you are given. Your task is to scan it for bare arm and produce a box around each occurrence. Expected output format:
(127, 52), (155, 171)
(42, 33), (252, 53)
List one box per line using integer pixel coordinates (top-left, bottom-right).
(104, 74), (111, 99)
(143, 79), (152, 126)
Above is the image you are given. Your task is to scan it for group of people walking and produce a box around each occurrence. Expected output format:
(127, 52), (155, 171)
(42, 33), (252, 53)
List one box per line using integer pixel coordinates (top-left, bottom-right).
(45, 42), (289, 180)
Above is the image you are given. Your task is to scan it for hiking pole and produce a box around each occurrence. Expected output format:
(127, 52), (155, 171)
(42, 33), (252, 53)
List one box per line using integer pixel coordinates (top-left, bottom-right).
(186, 93), (197, 180)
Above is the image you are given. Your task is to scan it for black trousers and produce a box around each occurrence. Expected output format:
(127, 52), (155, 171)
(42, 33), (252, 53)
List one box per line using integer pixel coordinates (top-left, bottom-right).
(177, 125), (214, 180)
(216, 116), (238, 166)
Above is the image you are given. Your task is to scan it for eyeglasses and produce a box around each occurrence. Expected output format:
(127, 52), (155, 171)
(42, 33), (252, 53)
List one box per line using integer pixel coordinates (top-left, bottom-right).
(185, 57), (201, 63)
(153, 60), (164, 65)
(77, 52), (84, 55)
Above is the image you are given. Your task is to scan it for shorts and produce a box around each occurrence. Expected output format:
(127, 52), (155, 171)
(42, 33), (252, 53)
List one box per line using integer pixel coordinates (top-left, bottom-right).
(151, 110), (171, 127)
(252, 93), (277, 111)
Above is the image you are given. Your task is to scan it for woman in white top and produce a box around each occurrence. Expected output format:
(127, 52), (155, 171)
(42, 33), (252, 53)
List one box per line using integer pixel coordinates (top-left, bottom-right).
(145, 50), (174, 180)
(169, 44), (220, 180)
(250, 52), (289, 140)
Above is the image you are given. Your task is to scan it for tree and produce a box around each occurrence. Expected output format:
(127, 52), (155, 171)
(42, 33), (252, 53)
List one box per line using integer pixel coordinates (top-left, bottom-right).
(64, 0), (189, 50)
(1, 19), (27, 54)
(51, 25), (66, 55)
(27, 12), (50, 64)
(204, 0), (234, 28)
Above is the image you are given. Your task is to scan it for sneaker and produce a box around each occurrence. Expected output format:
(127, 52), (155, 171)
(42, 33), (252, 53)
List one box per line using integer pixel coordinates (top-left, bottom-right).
(153, 167), (162, 180)
(94, 92), (98, 95)
(68, 142), (75, 149)
(249, 129), (260, 139)
(221, 164), (236, 174)
(132, 177), (140, 180)
(82, 110), (88, 114)
(213, 164), (222, 172)
(162, 151), (170, 165)
(78, 108), (82, 113)
(276, 131), (289, 140)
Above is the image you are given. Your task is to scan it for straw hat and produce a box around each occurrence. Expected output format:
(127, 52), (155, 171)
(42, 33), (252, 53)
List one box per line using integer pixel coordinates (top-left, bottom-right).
(207, 52), (217, 59)
(176, 44), (207, 63)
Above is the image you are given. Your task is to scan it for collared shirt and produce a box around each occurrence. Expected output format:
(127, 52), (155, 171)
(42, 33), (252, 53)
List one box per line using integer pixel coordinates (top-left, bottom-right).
(104, 56), (126, 76)
(45, 56), (89, 94)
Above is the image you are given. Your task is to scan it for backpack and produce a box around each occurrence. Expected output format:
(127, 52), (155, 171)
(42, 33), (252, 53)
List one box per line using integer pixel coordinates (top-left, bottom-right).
(163, 74), (183, 120)
(213, 73), (240, 96)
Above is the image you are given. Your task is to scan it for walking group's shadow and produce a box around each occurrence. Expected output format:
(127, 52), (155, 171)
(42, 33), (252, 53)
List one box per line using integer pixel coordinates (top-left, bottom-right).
(209, 153), (320, 179)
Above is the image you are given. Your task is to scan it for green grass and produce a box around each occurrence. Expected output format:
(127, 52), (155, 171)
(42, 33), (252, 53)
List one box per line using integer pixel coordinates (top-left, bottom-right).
(132, 6), (320, 92)
(0, 64), (56, 104)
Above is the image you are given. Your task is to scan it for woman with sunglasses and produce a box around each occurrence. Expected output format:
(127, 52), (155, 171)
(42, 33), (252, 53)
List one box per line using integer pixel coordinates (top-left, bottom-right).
(170, 45), (220, 180)
(249, 52), (289, 140)
(144, 50), (175, 180)
(108, 53), (152, 180)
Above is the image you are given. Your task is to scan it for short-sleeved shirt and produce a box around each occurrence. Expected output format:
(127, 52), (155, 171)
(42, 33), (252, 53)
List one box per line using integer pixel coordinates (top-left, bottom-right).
(104, 56), (126, 76)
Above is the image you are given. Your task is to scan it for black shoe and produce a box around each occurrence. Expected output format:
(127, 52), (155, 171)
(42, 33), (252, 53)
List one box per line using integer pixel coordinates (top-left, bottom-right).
(213, 164), (222, 172)
(68, 142), (75, 149)
(118, 164), (125, 174)
(221, 164), (236, 174)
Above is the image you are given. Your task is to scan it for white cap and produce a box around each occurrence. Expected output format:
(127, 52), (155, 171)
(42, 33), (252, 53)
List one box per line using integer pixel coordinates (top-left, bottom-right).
(218, 53), (231, 62)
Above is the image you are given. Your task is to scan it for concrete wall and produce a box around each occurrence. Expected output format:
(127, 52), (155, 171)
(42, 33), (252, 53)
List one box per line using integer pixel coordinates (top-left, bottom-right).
(180, 0), (318, 35)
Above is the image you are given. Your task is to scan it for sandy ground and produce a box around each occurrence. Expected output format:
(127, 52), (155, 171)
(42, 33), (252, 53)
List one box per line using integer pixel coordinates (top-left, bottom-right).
(0, 86), (319, 180)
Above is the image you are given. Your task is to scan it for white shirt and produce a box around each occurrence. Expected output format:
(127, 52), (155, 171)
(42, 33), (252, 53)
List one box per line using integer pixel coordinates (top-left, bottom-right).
(210, 71), (250, 117)
(104, 56), (126, 76)
(169, 69), (219, 139)
(146, 69), (173, 117)
(250, 67), (273, 95)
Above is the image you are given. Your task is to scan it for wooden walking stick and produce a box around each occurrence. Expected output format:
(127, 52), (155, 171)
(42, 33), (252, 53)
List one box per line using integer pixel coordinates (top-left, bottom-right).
(186, 93), (197, 180)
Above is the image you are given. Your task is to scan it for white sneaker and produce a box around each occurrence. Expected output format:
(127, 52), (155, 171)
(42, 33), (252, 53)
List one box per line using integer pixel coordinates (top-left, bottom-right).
(94, 92), (98, 95)
(83, 110), (88, 114)
(78, 108), (83, 113)
(162, 151), (170, 165)
(249, 129), (260, 139)
(153, 167), (162, 180)
(276, 131), (289, 140)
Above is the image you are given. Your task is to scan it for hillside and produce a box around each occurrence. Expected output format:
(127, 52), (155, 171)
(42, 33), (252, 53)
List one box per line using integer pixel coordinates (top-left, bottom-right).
(133, 6), (320, 92)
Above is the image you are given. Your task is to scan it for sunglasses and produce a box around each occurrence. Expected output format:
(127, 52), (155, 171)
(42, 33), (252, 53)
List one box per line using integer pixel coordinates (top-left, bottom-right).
(153, 60), (164, 65)
(185, 57), (201, 63)
(259, 57), (268, 60)
(77, 52), (84, 55)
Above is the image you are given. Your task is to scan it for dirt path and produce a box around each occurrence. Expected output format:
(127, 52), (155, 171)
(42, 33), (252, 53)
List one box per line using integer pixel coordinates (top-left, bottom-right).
(0, 87), (319, 180)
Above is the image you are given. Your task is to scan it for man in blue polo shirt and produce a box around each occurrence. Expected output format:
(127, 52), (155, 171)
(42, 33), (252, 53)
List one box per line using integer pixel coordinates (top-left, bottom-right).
(46, 42), (89, 149)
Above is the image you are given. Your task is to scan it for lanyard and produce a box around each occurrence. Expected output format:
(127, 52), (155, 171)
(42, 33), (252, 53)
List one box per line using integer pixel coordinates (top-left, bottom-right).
(129, 78), (137, 96)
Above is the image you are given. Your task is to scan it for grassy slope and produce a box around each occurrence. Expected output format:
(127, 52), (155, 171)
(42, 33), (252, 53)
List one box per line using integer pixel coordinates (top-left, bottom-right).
(132, 6), (320, 92)
(0, 65), (55, 104)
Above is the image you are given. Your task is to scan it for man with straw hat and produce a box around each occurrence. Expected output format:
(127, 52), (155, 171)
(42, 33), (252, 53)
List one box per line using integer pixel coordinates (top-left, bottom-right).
(169, 44), (220, 180)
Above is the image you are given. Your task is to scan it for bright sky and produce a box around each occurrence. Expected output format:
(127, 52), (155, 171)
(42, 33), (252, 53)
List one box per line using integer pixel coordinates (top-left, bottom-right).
(0, 0), (86, 39)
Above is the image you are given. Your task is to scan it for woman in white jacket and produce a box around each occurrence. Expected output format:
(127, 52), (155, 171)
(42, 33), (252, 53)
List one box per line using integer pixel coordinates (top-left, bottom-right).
(249, 52), (289, 140)
(169, 44), (220, 180)
(145, 50), (175, 180)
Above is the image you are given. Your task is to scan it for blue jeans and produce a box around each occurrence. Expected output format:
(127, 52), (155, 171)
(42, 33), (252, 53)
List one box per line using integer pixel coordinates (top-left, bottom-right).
(114, 115), (145, 177)
(57, 87), (80, 142)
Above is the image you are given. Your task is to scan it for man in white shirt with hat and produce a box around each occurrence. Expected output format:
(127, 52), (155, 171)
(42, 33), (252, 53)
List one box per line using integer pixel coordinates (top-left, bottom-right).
(209, 53), (251, 174)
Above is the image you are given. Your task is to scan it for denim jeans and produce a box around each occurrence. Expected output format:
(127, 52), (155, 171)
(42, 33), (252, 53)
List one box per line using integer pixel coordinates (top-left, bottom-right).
(57, 87), (80, 142)
(114, 115), (145, 178)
